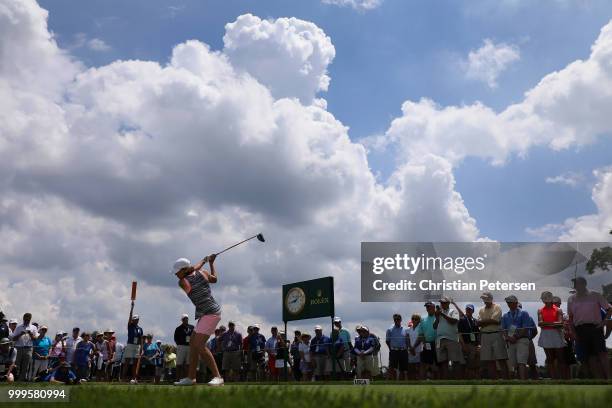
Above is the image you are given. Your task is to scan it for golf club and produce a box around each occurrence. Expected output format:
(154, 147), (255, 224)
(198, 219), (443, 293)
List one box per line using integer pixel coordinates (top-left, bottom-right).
(203, 233), (265, 263)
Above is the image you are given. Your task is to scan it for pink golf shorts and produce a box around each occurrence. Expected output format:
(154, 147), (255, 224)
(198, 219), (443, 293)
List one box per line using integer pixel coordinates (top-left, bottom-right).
(195, 314), (221, 335)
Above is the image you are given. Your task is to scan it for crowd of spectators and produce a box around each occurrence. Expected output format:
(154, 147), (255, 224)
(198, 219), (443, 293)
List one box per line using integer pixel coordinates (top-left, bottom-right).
(0, 277), (610, 383)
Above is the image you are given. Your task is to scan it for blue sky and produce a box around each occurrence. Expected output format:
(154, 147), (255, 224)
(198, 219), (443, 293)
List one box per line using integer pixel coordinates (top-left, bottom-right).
(2, 0), (611, 353)
(38, 0), (612, 241)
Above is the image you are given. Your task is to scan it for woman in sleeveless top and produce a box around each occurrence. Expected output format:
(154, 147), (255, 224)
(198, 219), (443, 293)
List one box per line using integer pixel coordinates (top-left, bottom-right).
(172, 254), (224, 386)
(537, 291), (567, 379)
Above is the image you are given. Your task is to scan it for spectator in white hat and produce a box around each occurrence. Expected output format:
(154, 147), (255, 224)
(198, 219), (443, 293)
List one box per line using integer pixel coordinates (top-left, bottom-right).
(310, 325), (331, 381)
(31, 325), (52, 379)
(173, 314), (194, 381)
(333, 317), (352, 376)
(8, 319), (18, 338)
(477, 292), (509, 379)
(501, 295), (532, 380)
(353, 326), (375, 379)
(49, 332), (66, 368)
(434, 297), (463, 379)
(122, 309), (143, 384)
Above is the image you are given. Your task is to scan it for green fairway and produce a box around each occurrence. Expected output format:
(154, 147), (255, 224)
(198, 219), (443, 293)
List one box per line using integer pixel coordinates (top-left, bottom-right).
(1, 383), (611, 408)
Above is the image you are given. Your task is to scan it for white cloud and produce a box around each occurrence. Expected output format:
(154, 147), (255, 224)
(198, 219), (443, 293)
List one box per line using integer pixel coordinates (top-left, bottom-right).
(87, 38), (111, 52)
(0, 0), (478, 347)
(382, 20), (612, 166)
(1, 0), (610, 357)
(462, 39), (520, 88)
(545, 171), (583, 187)
(558, 168), (612, 241)
(223, 14), (336, 104)
(322, 0), (383, 10)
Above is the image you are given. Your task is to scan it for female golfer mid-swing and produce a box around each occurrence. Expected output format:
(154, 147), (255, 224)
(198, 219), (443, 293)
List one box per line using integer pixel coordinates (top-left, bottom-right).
(172, 255), (224, 386)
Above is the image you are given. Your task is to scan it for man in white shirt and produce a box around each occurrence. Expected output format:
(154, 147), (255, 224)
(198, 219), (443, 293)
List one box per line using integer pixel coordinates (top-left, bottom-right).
(65, 328), (82, 367)
(11, 313), (39, 381)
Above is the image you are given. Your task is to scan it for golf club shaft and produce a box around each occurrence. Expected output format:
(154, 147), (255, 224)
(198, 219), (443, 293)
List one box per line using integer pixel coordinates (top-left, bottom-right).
(215, 234), (259, 256)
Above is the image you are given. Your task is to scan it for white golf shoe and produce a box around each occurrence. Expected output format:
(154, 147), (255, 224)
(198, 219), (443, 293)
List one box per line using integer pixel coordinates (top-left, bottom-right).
(207, 377), (224, 386)
(174, 377), (196, 386)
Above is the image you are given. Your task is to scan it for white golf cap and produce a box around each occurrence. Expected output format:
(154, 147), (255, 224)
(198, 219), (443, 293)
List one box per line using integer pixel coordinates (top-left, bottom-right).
(9, 319), (17, 324)
(181, 313), (189, 319)
(172, 258), (191, 274)
(41, 325), (48, 330)
(314, 325), (322, 330)
(56, 331), (63, 336)
(253, 324), (260, 329)
(333, 316), (341, 323)
(132, 314), (140, 320)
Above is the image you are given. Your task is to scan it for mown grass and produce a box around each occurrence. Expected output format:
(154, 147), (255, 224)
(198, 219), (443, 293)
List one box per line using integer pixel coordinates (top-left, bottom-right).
(2, 383), (611, 408)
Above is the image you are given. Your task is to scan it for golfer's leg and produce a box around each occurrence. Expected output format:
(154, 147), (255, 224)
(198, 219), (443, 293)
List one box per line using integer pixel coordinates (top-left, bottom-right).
(198, 345), (220, 378)
(187, 340), (200, 380)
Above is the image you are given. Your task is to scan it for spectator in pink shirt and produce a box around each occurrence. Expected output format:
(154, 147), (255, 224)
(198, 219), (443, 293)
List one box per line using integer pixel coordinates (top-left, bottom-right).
(567, 277), (611, 379)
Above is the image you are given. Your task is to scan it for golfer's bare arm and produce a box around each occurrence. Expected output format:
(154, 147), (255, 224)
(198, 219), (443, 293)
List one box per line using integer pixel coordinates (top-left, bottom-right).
(200, 263), (218, 283)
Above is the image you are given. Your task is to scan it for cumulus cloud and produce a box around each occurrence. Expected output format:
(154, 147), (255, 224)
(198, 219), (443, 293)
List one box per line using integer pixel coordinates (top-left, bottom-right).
(321, 0), (383, 11)
(0, 0), (478, 346)
(381, 21), (612, 166)
(545, 171), (583, 187)
(462, 39), (520, 88)
(86, 38), (111, 52)
(1, 0), (610, 354)
(223, 14), (335, 104)
(543, 167), (612, 241)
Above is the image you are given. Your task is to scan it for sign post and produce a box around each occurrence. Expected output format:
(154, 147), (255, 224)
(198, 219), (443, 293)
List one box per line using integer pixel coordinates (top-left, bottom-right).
(282, 277), (335, 381)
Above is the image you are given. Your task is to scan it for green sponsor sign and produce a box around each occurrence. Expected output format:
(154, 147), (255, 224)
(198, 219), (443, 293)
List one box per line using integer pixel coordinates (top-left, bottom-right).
(282, 277), (335, 322)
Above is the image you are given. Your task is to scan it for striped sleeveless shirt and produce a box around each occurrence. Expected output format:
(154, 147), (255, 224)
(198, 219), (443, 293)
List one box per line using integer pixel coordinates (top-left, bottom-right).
(185, 272), (221, 319)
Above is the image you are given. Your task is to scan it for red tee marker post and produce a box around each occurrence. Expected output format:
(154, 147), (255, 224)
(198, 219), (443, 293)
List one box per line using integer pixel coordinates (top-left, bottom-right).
(131, 281), (137, 301)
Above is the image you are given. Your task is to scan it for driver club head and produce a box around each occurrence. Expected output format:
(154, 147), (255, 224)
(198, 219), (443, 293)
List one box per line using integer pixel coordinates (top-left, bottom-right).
(256, 233), (265, 242)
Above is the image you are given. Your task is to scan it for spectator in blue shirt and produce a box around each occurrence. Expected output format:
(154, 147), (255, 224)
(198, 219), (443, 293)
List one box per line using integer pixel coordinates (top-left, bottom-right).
(332, 317), (352, 375)
(331, 328), (347, 377)
(73, 333), (94, 381)
(249, 325), (266, 378)
(142, 334), (161, 383)
(32, 325), (52, 379)
(386, 314), (408, 380)
(122, 311), (143, 384)
(354, 326), (375, 379)
(48, 362), (79, 385)
(310, 325), (330, 380)
(518, 302), (540, 380)
(412, 302), (437, 379)
(501, 295), (532, 379)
